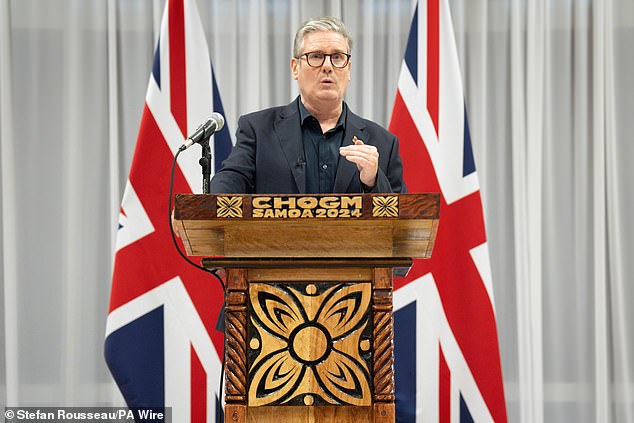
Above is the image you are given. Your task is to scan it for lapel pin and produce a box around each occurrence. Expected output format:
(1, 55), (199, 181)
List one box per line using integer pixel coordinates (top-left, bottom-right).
(353, 136), (363, 145)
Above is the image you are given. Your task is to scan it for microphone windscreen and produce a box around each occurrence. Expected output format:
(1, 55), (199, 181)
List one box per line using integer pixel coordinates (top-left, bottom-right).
(210, 112), (225, 131)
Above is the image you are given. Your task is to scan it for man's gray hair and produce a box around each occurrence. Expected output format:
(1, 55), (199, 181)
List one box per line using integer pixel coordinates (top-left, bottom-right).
(293, 16), (353, 58)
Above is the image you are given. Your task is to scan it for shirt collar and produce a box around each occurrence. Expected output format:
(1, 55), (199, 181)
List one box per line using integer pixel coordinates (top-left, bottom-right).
(297, 97), (347, 130)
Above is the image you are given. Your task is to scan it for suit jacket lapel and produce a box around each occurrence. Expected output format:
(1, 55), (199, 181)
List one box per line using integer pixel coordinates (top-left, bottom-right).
(333, 109), (367, 193)
(274, 100), (306, 193)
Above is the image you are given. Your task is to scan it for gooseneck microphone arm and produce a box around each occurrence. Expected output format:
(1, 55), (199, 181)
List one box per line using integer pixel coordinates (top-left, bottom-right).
(179, 112), (225, 151)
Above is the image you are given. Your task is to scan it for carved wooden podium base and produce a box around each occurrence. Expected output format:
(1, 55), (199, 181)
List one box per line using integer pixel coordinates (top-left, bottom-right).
(176, 194), (440, 423)
(207, 259), (409, 423)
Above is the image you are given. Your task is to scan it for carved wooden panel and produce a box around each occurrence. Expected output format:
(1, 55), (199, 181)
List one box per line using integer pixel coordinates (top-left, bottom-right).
(247, 282), (373, 407)
(372, 293), (394, 402)
(225, 269), (248, 404)
(372, 268), (395, 403)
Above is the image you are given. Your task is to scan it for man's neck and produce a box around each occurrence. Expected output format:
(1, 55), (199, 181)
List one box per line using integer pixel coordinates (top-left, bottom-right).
(300, 97), (342, 132)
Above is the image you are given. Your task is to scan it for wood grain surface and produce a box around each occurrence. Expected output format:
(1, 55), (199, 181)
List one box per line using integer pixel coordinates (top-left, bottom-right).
(173, 193), (439, 259)
(246, 406), (373, 423)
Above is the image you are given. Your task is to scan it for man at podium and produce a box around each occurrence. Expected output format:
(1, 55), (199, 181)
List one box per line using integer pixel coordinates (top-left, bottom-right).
(211, 16), (406, 195)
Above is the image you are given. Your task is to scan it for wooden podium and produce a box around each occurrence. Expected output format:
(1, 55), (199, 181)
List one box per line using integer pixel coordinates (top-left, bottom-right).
(173, 193), (439, 423)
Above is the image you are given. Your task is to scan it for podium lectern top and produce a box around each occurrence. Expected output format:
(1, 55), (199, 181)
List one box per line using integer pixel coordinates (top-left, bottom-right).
(173, 193), (439, 258)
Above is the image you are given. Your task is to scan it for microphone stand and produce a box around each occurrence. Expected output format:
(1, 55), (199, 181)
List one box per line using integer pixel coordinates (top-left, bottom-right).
(199, 139), (212, 194)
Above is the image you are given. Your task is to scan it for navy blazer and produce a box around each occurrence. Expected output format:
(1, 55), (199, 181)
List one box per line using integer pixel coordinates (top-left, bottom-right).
(210, 98), (407, 194)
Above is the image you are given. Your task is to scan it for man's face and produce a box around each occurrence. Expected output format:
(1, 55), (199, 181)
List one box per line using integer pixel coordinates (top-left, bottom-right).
(290, 31), (351, 108)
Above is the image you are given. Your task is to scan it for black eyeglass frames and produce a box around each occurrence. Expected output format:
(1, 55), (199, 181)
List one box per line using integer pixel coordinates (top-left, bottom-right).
(298, 51), (351, 68)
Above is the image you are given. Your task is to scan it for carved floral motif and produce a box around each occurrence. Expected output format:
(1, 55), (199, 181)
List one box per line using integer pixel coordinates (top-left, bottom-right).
(372, 196), (399, 218)
(248, 283), (372, 407)
(217, 196), (243, 218)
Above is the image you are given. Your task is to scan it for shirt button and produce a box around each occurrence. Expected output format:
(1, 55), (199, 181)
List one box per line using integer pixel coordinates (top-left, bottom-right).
(322, 164), (328, 169)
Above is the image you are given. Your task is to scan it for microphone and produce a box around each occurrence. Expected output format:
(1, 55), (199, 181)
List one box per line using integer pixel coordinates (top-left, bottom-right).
(179, 113), (225, 151)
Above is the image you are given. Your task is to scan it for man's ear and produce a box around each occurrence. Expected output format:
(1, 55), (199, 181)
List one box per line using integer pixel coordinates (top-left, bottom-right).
(290, 57), (299, 80)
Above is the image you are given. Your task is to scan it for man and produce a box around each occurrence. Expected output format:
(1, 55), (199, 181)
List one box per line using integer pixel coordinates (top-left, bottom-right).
(211, 16), (406, 194)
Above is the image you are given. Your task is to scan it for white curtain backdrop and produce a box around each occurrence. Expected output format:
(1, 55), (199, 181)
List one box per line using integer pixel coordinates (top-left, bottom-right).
(1, 0), (633, 422)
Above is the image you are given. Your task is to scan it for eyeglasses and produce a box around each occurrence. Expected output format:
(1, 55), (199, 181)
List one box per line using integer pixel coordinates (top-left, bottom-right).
(299, 51), (351, 68)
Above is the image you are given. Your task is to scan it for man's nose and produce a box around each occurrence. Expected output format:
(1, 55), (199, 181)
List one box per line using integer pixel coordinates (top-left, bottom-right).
(321, 55), (334, 70)
(321, 57), (334, 71)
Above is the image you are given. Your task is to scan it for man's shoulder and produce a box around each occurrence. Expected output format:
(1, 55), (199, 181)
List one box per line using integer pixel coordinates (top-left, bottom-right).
(239, 101), (297, 124)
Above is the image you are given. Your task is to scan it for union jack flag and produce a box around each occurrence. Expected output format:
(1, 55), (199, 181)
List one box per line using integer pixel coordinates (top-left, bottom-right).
(390, 1), (508, 421)
(104, 1), (232, 421)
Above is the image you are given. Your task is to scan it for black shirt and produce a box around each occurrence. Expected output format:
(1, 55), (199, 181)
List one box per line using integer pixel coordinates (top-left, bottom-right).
(298, 99), (347, 194)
